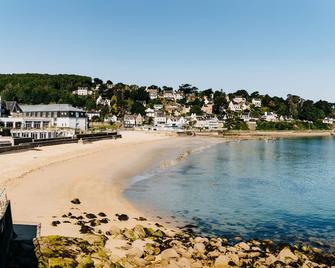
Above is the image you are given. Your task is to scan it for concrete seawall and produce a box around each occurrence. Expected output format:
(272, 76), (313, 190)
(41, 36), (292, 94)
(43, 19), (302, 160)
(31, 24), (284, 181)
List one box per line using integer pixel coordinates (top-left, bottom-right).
(0, 200), (14, 267)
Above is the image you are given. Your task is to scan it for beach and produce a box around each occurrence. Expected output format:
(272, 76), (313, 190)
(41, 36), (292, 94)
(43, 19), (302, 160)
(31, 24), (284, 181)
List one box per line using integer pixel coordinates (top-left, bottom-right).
(0, 131), (216, 236)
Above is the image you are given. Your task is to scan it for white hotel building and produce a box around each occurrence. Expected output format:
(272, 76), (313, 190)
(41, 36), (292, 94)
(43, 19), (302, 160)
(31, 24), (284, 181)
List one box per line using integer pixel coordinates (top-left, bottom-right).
(0, 104), (87, 139)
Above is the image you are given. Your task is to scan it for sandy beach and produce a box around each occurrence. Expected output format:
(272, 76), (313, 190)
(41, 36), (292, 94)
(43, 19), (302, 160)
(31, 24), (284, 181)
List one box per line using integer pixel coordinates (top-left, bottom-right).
(3, 131), (335, 267)
(0, 131), (216, 237)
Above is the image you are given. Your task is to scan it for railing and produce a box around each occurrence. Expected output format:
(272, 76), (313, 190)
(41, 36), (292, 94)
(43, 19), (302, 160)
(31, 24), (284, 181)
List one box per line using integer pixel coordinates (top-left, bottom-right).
(0, 189), (8, 217)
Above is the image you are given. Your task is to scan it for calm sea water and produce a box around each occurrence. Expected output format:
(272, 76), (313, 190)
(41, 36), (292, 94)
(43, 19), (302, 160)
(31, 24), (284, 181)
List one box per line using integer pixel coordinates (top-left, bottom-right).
(125, 137), (335, 249)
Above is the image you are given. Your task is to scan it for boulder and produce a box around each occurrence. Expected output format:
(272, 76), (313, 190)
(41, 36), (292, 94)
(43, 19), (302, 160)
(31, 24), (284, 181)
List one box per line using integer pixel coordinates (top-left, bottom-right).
(108, 225), (121, 236)
(49, 257), (77, 268)
(123, 228), (137, 241)
(117, 214), (129, 221)
(177, 257), (192, 268)
(193, 242), (206, 255)
(127, 246), (144, 258)
(235, 242), (250, 251)
(133, 224), (146, 239)
(71, 198), (81, 205)
(277, 247), (299, 264)
(265, 254), (277, 266)
(214, 255), (230, 268)
(160, 248), (179, 260)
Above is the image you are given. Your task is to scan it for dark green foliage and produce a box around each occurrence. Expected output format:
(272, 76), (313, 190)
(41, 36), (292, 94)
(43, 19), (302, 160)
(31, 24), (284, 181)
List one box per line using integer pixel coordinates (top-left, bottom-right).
(190, 105), (203, 115)
(256, 121), (331, 131)
(225, 118), (249, 130)
(213, 91), (228, 114)
(131, 102), (145, 115)
(0, 73), (92, 105)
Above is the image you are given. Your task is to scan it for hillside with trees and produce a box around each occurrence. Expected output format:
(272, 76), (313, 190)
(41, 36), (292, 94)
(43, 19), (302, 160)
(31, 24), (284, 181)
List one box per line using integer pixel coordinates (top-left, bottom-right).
(0, 73), (334, 130)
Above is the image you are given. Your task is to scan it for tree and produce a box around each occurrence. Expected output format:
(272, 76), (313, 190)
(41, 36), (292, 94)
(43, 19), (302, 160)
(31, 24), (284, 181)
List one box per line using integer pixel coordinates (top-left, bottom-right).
(93, 78), (103, 85)
(213, 91), (227, 114)
(201, 88), (213, 97)
(299, 100), (324, 122)
(232, 89), (249, 99)
(179, 84), (198, 95)
(131, 102), (145, 115)
(250, 91), (260, 98)
(190, 105), (203, 115)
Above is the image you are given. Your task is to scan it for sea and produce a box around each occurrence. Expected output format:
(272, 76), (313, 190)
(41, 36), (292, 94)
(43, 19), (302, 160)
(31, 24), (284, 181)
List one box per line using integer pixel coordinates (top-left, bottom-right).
(124, 137), (335, 249)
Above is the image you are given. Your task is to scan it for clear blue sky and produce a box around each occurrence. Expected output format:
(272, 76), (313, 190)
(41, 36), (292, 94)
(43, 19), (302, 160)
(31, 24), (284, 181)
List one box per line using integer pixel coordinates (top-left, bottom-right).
(0, 0), (334, 101)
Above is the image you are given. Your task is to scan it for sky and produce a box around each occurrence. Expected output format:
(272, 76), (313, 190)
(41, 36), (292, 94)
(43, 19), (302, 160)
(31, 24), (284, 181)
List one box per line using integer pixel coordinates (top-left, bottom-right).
(0, 0), (334, 101)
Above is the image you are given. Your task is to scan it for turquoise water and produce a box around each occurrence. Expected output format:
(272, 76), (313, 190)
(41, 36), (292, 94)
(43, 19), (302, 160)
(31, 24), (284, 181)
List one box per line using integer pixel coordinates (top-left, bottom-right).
(125, 137), (335, 249)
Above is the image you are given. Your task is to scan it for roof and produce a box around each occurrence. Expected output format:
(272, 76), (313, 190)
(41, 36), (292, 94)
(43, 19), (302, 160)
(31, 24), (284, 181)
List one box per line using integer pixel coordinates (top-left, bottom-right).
(0, 101), (22, 113)
(20, 104), (85, 113)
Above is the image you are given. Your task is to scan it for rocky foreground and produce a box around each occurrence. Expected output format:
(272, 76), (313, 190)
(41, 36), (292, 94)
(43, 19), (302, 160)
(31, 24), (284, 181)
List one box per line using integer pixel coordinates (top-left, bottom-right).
(31, 199), (335, 267)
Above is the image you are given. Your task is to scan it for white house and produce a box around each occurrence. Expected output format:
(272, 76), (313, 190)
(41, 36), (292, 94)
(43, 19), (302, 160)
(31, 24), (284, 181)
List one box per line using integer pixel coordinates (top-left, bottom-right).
(163, 89), (174, 99)
(87, 111), (100, 120)
(146, 88), (159, 100)
(153, 104), (164, 111)
(261, 112), (278, 122)
(145, 108), (155, 118)
(240, 112), (251, 122)
(20, 104), (88, 130)
(165, 117), (187, 128)
(323, 117), (334, 124)
(96, 96), (111, 107)
(72, 87), (93, 96)
(228, 101), (242, 112)
(252, 98), (262, 108)
(153, 111), (166, 126)
(233, 96), (246, 104)
(194, 115), (219, 129)
(135, 114), (143, 126)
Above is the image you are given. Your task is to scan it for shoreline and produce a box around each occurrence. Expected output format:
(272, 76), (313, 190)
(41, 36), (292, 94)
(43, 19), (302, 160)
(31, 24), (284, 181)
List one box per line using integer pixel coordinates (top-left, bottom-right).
(2, 131), (335, 266)
(1, 131), (217, 236)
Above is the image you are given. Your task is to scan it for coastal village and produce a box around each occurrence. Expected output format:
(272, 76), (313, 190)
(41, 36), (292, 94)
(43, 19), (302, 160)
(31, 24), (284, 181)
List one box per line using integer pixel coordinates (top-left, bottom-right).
(0, 75), (335, 145)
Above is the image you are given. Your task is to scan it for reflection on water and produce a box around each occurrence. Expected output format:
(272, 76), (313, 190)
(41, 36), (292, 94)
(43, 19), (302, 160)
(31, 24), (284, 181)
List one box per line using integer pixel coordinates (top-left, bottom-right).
(125, 137), (335, 249)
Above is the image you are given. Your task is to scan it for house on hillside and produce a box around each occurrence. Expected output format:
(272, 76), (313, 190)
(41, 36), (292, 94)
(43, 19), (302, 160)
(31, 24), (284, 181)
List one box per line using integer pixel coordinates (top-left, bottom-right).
(135, 114), (143, 126)
(153, 104), (163, 111)
(232, 96), (246, 104)
(72, 87), (93, 96)
(145, 108), (155, 118)
(323, 117), (334, 125)
(240, 112), (251, 122)
(123, 115), (136, 128)
(146, 88), (159, 100)
(153, 111), (166, 126)
(87, 111), (100, 120)
(162, 89), (174, 99)
(252, 98), (262, 108)
(96, 96), (111, 107)
(261, 112), (278, 122)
